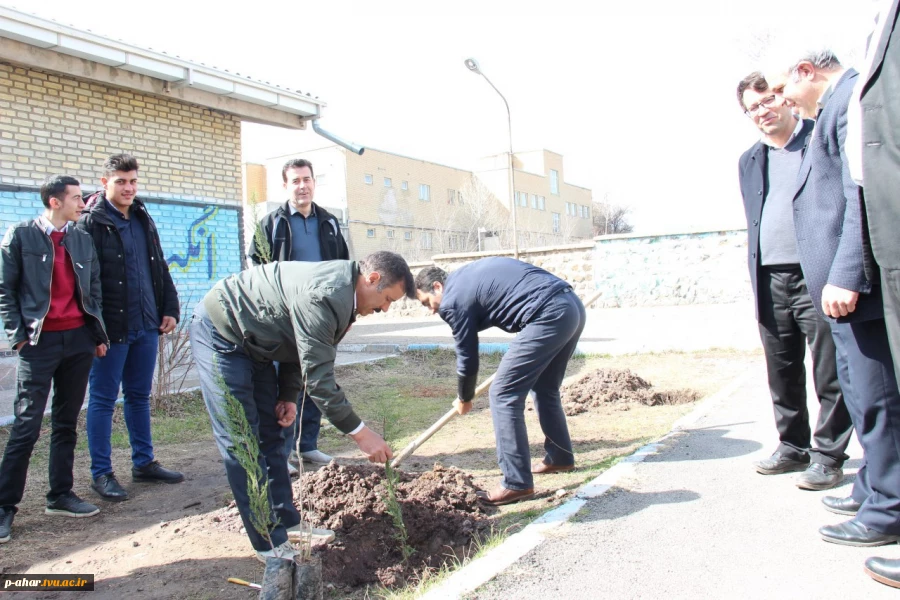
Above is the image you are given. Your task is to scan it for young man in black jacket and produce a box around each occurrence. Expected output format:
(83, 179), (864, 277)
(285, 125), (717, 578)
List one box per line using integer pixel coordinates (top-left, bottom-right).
(0, 175), (109, 543)
(76, 154), (183, 503)
(249, 158), (349, 472)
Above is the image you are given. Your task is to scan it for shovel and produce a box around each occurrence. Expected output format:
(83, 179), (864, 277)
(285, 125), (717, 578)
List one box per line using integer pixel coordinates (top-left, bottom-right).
(390, 372), (496, 468)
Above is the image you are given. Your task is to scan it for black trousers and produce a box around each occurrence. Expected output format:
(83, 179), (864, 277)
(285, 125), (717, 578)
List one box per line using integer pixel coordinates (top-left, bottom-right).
(0, 326), (95, 509)
(756, 266), (853, 466)
(831, 319), (900, 534)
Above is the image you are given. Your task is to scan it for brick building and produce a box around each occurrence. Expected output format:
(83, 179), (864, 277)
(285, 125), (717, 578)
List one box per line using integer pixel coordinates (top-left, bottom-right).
(0, 6), (326, 322)
(250, 145), (593, 262)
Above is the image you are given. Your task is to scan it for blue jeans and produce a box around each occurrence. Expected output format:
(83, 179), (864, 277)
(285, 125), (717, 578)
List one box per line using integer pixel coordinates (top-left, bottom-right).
(189, 304), (300, 551)
(87, 328), (159, 479)
(283, 392), (323, 457)
(490, 289), (585, 491)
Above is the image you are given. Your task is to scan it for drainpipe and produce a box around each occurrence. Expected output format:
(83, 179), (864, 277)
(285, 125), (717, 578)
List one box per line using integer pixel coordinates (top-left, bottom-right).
(311, 120), (365, 155)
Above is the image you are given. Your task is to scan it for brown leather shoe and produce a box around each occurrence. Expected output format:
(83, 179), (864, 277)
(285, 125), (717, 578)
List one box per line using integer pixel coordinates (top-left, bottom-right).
(532, 461), (576, 474)
(476, 486), (535, 506)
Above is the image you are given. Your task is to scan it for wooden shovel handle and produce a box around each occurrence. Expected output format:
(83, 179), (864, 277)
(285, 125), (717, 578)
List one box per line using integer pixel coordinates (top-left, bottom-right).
(390, 372), (496, 468)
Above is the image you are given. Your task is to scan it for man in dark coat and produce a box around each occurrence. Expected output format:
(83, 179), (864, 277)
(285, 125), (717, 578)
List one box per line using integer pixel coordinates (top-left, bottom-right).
(736, 71), (851, 490)
(415, 258), (585, 506)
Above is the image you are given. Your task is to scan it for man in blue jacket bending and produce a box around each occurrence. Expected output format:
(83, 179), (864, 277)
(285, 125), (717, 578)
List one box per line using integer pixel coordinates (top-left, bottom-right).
(415, 257), (586, 505)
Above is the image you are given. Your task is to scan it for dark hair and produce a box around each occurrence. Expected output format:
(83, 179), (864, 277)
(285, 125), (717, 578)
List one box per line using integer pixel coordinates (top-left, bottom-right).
(40, 175), (80, 208)
(736, 71), (769, 111)
(359, 251), (415, 299)
(282, 158), (315, 182)
(414, 266), (447, 293)
(103, 153), (139, 177)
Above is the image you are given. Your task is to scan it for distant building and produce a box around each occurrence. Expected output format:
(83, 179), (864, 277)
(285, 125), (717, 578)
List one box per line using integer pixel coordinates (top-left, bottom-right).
(246, 146), (592, 261)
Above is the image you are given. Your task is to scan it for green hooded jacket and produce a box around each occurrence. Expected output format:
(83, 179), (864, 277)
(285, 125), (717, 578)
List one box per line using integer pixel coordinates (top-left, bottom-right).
(204, 260), (361, 434)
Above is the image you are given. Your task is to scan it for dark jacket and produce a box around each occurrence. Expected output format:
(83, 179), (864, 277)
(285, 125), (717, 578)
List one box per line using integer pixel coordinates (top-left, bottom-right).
(0, 219), (108, 347)
(438, 257), (570, 398)
(737, 119), (815, 321)
(76, 193), (180, 342)
(204, 260), (361, 434)
(248, 201), (348, 265)
(860, 0), (900, 272)
(792, 68), (882, 323)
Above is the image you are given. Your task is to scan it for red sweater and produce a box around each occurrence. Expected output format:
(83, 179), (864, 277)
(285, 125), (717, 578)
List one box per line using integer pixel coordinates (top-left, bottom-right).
(43, 230), (85, 332)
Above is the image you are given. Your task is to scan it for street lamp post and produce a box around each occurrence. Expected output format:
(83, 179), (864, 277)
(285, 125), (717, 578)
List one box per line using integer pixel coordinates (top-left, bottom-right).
(465, 57), (519, 259)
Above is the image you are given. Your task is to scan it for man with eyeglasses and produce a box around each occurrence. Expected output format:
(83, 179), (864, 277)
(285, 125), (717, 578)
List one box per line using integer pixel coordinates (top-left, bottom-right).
(736, 72), (851, 491)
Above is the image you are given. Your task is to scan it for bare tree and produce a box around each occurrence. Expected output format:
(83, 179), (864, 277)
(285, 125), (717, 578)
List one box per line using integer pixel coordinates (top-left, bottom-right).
(456, 175), (511, 251)
(593, 194), (634, 235)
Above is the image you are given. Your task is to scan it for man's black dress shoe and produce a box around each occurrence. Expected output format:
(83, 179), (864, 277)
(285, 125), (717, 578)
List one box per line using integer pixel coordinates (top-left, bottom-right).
(91, 473), (128, 502)
(822, 495), (862, 516)
(132, 461), (185, 484)
(754, 451), (809, 475)
(820, 519), (900, 547)
(865, 556), (900, 589)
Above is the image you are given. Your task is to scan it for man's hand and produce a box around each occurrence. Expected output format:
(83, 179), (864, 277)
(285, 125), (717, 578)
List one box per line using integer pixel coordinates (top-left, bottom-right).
(14, 341), (26, 352)
(159, 316), (177, 335)
(274, 400), (297, 428)
(350, 426), (393, 463)
(95, 344), (107, 358)
(454, 398), (472, 416)
(821, 284), (859, 318)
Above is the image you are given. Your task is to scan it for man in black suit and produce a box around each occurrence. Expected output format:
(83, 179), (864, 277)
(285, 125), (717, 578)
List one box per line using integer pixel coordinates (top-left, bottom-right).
(766, 49), (900, 548)
(851, 0), (900, 587)
(736, 72), (851, 491)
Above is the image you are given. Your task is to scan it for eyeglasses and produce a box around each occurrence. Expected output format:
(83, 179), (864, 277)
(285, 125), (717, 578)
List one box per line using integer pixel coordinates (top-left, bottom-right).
(744, 94), (779, 116)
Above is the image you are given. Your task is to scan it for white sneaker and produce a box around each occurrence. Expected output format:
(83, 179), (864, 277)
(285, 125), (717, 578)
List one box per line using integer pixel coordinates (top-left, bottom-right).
(288, 462), (299, 478)
(287, 522), (335, 544)
(300, 449), (333, 465)
(255, 540), (296, 564)
(288, 451), (301, 466)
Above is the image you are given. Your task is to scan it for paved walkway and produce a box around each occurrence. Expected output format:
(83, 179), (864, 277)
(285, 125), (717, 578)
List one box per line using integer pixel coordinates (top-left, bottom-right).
(425, 361), (892, 599)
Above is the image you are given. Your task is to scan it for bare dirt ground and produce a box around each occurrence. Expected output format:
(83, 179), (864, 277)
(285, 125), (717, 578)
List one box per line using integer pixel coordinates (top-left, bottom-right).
(0, 349), (760, 599)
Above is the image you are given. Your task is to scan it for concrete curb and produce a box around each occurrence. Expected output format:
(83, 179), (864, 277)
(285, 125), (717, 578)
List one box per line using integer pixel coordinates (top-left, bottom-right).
(419, 368), (755, 600)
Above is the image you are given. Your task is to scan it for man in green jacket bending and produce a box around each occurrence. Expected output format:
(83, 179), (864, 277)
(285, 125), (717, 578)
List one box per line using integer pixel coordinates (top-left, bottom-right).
(190, 250), (414, 561)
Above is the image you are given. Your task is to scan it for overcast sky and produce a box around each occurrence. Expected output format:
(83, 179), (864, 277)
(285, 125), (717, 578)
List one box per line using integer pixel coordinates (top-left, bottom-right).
(19, 0), (882, 233)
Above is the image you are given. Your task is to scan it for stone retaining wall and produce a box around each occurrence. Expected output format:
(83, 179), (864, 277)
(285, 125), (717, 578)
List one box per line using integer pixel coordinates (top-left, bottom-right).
(376, 229), (752, 318)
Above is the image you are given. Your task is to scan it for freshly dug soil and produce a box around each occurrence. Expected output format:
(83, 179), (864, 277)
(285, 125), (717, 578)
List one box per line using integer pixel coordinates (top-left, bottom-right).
(294, 462), (490, 588)
(562, 368), (700, 415)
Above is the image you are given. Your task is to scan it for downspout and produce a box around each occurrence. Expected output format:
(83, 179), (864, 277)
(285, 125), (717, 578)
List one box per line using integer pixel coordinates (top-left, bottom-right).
(311, 120), (365, 156)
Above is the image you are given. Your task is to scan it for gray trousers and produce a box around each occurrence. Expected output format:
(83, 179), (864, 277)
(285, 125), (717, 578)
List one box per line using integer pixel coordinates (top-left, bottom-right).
(490, 289), (585, 491)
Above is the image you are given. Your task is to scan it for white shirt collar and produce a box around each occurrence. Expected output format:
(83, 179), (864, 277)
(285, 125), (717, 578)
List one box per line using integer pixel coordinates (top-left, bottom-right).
(288, 202), (316, 217)
(37, 215), (69, 234)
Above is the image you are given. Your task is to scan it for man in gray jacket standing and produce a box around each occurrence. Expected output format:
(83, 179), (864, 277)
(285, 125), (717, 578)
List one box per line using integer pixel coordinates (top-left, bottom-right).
(189, 250), (413, 561)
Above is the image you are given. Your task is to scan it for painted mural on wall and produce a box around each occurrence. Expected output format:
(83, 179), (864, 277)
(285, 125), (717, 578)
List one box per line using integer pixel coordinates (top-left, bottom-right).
(0, 189), (243, 329)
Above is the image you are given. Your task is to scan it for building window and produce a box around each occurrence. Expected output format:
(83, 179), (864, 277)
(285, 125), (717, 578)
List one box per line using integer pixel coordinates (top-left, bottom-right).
(538, 195), (545, 210)
(448, 189), (456, 204)
(420, 231), (433, 249)
(384, 177), (392, 187)
(387, 229), (395, 238)
(552, 212), (560, 233)
(419, 184), (431, 201)
(366, 228), (376, 238)
(531, 194), (537, 209)
(401, 180), (408, 191)
(516, 191), (527, 207)
(550, 169), (559, 195)
(449, 235), (458, 251)
(317, 173), (326, 184)
(404, 231), (412, 241)
(458, 192), (465, 205)
(364, 174), (373, 185)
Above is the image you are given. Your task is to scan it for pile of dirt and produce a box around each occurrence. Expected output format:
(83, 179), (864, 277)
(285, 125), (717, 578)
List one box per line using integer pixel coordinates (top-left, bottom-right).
(294, 462), (490, 588)
(562, 368), (700, 415)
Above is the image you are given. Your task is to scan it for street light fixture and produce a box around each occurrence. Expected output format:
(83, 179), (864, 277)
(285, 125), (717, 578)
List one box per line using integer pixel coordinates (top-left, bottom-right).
(464, 57), (519, 259)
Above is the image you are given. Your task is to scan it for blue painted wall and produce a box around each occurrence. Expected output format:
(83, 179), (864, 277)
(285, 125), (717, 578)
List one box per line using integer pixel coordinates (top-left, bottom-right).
(0, 187), (244, 334)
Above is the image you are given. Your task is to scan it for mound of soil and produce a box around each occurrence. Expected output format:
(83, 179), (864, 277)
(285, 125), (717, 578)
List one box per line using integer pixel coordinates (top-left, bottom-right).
(562, 368), (700, 415)
(295, 462), (490, 588)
